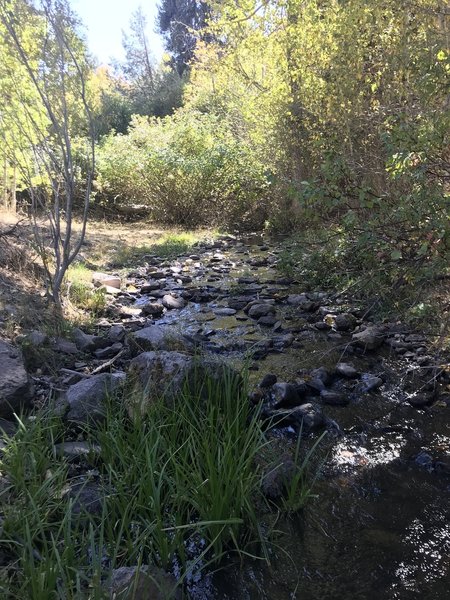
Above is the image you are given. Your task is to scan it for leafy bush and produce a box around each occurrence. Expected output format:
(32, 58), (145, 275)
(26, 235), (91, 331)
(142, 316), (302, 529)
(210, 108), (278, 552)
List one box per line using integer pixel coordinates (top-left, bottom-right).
(97, 111), (271, 229)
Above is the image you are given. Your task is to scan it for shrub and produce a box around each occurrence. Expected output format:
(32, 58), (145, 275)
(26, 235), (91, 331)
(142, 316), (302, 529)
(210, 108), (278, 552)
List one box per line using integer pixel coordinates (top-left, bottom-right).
(96, 110), (271, 229)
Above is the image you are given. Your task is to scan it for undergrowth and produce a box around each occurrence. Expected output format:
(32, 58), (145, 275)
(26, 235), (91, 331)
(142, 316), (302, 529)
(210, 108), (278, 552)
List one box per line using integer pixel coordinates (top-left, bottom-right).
(0, 366), (323, 599)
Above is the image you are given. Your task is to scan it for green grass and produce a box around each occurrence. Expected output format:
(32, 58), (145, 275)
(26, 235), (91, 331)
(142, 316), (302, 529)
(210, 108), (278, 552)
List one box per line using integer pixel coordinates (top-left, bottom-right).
(110, 232), (199, 267)
(65, 263), (107, 315)
(0, 367), (323, 599)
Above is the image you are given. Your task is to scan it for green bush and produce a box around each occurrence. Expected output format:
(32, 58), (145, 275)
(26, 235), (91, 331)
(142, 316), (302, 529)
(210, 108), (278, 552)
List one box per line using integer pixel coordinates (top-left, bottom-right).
(96, 110), (271, 229)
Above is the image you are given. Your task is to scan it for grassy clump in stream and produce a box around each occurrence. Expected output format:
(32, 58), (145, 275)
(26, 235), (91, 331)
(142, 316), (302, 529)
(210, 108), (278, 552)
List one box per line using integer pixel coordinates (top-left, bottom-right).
(0, 367), (322, 599)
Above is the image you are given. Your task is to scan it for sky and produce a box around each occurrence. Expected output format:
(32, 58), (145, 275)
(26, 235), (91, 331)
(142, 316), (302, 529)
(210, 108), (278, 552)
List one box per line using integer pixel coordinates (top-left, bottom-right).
(71, 0), (165, 66)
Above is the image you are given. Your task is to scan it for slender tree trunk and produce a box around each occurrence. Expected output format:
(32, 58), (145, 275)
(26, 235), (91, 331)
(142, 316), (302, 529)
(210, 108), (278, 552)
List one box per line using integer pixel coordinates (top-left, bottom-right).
(2, 157), (7, 208)
(11, 163), (16, 213)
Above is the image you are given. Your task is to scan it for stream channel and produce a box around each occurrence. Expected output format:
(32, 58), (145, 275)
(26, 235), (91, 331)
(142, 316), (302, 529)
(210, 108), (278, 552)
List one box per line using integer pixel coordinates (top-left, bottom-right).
(106, 233), (450, 600)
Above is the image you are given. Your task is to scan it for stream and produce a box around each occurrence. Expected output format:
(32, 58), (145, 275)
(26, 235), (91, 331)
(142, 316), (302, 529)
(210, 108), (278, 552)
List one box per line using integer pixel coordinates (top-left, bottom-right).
(102, 233), (450, 599)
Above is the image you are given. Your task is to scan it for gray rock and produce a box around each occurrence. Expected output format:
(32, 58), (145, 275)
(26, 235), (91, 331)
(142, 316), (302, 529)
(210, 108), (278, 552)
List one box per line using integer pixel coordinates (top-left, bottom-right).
(142, 302), (164, 317)
(66, 373), (125, 425)
(407, 392), (434, 408)
(109, 565), (180, 600)
(213, 307), (237, 316)
(53, 337), (79, 355)
(92, 272), (121, 289)
(260, 373), (277, 388)
(261, 455), (296, 499)
(108, 325), (126, 343)
(128, 325), (187, 353)
(68, 481), (105, 516)
(54, 441), (101, 461)
(258, 315), (278, 327)
(273, 382), (301, 407)
(162, 294), (186, 310)
(94, 343), (123, 360)
(334, 313), (358, 332)
(273, 403), (324, 430)
(72, 328), (99, 352)
(0, 341), (34, 418)
(310, 367), (331, 385)
(26, 330), (48, 346)
(320, 389), (349, 406)
(248, 303), (275, 319)
(352, 326), (385, 350)
(141, 280), (162, 293)
(360, 374), (383, 392)
(287, 294), (308, 305)
(336, 362), (359, 378)
(127, 351), (193, 416)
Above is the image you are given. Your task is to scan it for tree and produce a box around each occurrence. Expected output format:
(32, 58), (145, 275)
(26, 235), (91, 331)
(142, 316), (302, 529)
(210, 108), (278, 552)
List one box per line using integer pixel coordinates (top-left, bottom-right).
(0, 0), (95, 307)
(157, 0), (211, 75)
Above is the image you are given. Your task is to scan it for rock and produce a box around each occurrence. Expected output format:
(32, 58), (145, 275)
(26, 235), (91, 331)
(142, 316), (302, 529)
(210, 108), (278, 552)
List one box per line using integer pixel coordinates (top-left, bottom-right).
(272, 333), (294, 349)
(92, 272), (121, 289)
(261, 455), (296, 500)
(258, 315), (278, 327)
(142, 302), (164, 317)
(67, 481), (105, 516)
(109, 565), (180, 600)
(260, 373), (277, 388)
(108, 325), (126, 343)
(128, 325), (187, 353)
(273, 382), (301, 407)
(320, 389), (349, 406)
(228, 296), (251, 310)
(334, 313), (358, 332)
(100, 285), (121, 295)
(73, 328), (96, 352)
(94, 343), (123, 360)
(127, 351), (193, 415)
(141, 280), (162, 293)
(127, 352), (239, 418)
(287, 294), (308, 305)
(53, 337), (79, 354)
(272, 403), (324, 430)
(360, 374), (383, 392)
(162, 294), (186, 310)
(248, 303), (275, 319)
(407, 392), (435, 408)
(54, 441), (101, 461)
(310, 367), (331, 385)
(66, 373), (125, 425)
(213, 307), (237, 316)
(0, 341), (34, 418)
(415, 451), (433, 468)
(352, 326), (385, 350)
(336, 362), (359, 378)
(26, 330), (48, 346)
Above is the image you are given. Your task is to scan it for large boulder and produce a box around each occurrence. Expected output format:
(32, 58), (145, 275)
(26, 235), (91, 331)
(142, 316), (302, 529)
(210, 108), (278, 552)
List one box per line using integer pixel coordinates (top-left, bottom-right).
(66, 372), (126, 425)
(352, 326), (385, 350)
(109, 566), (180, 600)
(0, 341), (34, 418)
(127, 352), (240, 418)
(128, 325), (188, 354)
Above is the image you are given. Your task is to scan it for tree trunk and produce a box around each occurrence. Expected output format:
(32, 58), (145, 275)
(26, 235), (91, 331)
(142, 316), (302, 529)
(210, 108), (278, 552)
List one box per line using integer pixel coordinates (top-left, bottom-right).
(2, 157), (7, 208)
(11, 163), (16, 213)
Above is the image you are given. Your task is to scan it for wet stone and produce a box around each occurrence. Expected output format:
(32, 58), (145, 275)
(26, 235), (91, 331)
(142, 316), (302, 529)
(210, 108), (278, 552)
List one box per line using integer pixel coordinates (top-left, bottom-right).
(320, 389), (349, 406)
(336, 362), (359, 378)
(359, 374), (383, 392)
(162, 294), (186, 310)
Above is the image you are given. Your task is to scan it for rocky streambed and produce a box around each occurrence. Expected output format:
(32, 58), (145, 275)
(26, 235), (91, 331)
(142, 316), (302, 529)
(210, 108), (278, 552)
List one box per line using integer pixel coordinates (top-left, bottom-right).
(1, 232), (449, 599)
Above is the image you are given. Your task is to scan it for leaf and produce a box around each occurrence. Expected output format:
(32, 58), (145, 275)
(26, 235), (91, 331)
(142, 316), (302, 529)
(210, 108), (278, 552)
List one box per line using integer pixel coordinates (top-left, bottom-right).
(391, 250), (402, 261)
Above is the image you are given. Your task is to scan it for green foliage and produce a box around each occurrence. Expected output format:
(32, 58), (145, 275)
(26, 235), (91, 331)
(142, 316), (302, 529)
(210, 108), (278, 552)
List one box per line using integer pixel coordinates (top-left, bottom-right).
(97, 110), (271, 229)
(0, 369), (322, 597)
